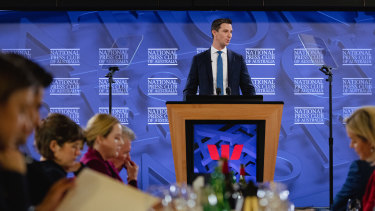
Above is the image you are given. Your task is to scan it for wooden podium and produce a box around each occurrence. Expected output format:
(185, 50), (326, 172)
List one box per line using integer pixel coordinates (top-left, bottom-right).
(166, 98), (284, 184)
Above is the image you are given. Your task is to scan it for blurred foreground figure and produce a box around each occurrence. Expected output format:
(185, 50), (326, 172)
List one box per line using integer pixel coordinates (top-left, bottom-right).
(0, 53), (74, 211)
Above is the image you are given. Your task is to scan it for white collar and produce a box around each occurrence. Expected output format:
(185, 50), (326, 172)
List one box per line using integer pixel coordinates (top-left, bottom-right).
(211, 46), (227, 54)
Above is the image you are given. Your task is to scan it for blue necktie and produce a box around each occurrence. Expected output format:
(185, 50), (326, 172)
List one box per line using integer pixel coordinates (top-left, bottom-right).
(217, 51), (223, 95)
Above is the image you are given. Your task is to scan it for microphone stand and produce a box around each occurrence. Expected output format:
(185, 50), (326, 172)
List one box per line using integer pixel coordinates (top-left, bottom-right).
(105, 66), (119, 115)
(319, 65), (333, 208)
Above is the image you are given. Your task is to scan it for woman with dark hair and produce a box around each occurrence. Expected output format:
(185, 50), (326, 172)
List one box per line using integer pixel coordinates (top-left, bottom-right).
(28, 113), (85, 205)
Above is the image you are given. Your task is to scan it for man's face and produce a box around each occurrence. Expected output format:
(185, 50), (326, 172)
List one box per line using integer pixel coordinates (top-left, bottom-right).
(0, 88), (34, 149)
(17, 87), (44, 145)
(212, 23), (232, 49)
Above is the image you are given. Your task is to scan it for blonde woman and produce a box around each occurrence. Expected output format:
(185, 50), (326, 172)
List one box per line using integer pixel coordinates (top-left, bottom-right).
(345, 106), (375, 211)
(80, 113), (123, 181)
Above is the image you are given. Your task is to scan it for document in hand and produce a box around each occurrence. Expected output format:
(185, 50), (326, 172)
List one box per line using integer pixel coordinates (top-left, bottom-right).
(56, 168), (160, 211)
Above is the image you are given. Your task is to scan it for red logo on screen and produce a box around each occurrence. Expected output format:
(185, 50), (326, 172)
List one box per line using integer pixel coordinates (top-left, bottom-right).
(207, 145), (243, 160)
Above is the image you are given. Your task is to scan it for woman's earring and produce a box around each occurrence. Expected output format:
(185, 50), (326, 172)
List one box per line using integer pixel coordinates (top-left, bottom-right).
(371, 147), (375, 153)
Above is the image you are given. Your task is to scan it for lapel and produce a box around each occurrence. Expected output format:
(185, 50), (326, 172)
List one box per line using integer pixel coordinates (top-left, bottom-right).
(205, 49), (213, 92)
(227, 49), (233, 87)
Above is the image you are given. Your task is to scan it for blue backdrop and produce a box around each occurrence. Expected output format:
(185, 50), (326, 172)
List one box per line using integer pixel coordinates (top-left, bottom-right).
(2, 10), (375, 207)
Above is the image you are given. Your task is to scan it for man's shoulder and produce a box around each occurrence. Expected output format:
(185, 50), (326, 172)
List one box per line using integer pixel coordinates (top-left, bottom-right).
(192, 49), (210, 64)
(195, 49), (210, 58)
(228, 49), (243, 58)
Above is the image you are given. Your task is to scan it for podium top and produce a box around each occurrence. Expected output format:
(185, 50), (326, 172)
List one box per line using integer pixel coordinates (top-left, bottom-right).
(167, 95), (283, 104)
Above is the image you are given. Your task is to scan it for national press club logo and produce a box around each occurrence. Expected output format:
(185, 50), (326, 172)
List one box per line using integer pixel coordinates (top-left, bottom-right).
(148, 107), (168, 124)
(294, 107), (324, 124)
(252, 78), (275, 95)
(294, 78), (324, 95)
(50, 107), (80, 124)
(148, 48), (178, 65)
(50, 49), (80, 66)
(99, 78), (129, 95)
(342, 78), (372, 95)
(99, 48), (129, 66)
(1, 49), (31, 59)
(49, 78), (80, 95)
(245, 48), (275, 65)
(294, 48), (324, 65)
(148, 78), (178, 95)
(342, 107), (358, 123)
(342, 49), (372, 66)
(99, 107), (129, 124)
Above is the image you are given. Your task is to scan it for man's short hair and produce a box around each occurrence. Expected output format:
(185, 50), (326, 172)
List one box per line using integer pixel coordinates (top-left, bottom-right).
(0, 53), (37, 104)
(35, 113), (85, 160)
(3, 53), (53, 89)
(7, 53), (53, 88)
(211, 18), (232, 38)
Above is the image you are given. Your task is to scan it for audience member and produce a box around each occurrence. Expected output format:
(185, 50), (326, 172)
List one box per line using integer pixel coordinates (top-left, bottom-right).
(81, 113), (123, 181)
(0, 53), (74, 211)
(4, 53), (54, 146)
(28, 113), (85, 205)
(332, 160), (375, 211)
(109, 125), (139, 188)
(345, 106), (375, 211)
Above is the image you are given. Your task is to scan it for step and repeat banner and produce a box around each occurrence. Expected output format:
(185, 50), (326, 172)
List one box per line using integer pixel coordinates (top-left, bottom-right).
(2, 10), (375, 207)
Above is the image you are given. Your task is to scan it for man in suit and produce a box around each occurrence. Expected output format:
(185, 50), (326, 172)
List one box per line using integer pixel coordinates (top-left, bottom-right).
(183, 18), (255, 100)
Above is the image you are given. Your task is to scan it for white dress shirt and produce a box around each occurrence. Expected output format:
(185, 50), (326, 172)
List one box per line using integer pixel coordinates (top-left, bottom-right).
(210, 46), (228, 95)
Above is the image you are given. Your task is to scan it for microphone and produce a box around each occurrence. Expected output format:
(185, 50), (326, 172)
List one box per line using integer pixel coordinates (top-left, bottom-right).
(226, 87), (231, 95)
(216, 88), (221, 95)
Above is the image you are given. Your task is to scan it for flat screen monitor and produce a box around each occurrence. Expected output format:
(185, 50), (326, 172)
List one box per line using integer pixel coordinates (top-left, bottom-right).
(186, 120), (265, 184)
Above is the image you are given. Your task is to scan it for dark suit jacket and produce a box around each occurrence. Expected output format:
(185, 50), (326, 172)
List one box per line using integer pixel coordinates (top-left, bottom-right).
(332, 160), (375, 211)
(27, 160), (67, 205)
(183, 48), (255, 100)
(0, 169), (29, 211)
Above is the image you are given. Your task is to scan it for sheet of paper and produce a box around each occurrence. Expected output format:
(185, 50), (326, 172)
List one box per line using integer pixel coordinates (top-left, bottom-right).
(57, 168), (160, 211)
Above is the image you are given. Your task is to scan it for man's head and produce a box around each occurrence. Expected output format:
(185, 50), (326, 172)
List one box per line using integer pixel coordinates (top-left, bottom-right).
(211, 18), (233, 50)
(24, 54), (53, 132)
(0, 53), (39, 149)
(3, 54), (53, 145)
